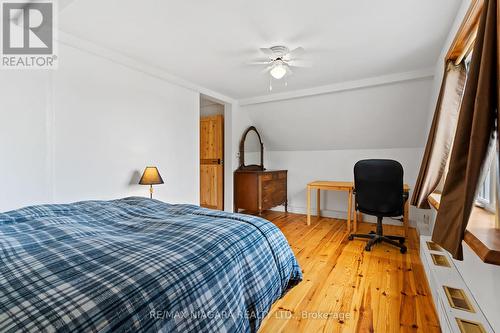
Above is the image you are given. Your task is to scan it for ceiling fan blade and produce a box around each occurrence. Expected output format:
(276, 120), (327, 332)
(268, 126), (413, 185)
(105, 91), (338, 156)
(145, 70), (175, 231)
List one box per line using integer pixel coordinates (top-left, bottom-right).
(288, 47), (305, 56)
(261, 65), (273, 74)
(247, 60), (272, 65)
(283, 47), (304, 61)
(287, 59), (312, 68)
(259, 48), (274, 56)
(285, 66), (294, 76)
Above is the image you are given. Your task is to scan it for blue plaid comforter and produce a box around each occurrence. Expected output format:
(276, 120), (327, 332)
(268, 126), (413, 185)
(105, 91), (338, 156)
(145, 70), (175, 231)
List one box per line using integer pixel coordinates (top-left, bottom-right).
(0, 197), (302, 332)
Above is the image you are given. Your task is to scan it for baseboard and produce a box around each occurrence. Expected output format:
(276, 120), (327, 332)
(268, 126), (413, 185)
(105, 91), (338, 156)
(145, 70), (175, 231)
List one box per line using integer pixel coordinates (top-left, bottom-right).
(270, 205), (416, 227)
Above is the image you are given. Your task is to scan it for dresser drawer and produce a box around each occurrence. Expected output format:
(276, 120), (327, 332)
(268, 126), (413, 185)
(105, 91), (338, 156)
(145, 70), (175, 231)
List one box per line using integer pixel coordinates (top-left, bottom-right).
(262, 179), (286, 208)
(263, 179), (285, 192)
(234, 170), (287, 213)
(275, 171), (287, 180)
(261, 171), (287, 182)
(261, 174), (273, 182)
(262, 191), (286, 209)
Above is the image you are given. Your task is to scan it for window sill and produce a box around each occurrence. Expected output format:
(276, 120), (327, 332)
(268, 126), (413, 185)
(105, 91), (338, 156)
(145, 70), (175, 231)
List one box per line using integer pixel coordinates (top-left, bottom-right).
(428, 192), (500, 265)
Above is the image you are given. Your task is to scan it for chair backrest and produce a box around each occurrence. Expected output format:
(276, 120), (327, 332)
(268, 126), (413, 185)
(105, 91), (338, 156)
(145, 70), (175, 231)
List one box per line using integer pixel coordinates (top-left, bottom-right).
(354, 159), (404, 217)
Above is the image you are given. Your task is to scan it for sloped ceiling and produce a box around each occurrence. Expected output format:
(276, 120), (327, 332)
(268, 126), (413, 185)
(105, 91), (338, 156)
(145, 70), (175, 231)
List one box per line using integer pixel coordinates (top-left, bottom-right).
(242, 77), (433, 151)
(57, 0), (461, 99)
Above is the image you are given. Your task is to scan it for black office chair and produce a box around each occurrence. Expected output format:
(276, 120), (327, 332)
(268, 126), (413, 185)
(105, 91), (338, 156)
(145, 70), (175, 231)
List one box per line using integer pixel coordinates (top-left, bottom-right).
(348, 159), (408, 254)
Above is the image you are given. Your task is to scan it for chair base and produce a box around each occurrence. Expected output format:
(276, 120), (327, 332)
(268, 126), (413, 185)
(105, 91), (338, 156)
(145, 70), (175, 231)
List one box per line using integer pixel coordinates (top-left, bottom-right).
(349, 229), (407, 254)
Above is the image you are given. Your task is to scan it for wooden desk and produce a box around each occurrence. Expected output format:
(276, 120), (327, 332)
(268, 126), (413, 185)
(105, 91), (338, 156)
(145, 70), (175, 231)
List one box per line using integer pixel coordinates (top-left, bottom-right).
(306, 181), (354, 229)
(306, 181), (410, 237)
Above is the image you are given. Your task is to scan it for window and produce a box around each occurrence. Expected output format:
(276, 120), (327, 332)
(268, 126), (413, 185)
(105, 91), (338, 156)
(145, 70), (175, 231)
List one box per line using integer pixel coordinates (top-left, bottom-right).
(475, 153), (496, 213)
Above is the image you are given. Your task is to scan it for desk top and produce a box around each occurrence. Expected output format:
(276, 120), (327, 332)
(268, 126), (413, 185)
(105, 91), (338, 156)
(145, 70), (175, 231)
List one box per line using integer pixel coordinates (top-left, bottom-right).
(308, 181), (353, 189)
(308, 180), (410, 191)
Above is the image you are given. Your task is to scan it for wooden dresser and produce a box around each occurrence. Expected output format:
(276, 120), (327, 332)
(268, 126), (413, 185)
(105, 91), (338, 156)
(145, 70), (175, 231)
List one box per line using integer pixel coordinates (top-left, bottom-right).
(234, 170), (287, 214)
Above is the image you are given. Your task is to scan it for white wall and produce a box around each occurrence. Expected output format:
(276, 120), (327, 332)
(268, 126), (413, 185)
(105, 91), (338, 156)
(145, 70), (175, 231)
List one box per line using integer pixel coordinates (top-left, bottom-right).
(52, 45), (200, 204)
(231, 104), (254, 171)
(264, 148), (424, 224)
(0, 42), (208, 211)
(0, 71), (51, 210)
(240, 77), (434, 224)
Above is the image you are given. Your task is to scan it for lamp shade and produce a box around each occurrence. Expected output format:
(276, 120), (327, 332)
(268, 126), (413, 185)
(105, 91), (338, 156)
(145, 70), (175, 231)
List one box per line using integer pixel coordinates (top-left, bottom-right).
(139, 167), (164, 185)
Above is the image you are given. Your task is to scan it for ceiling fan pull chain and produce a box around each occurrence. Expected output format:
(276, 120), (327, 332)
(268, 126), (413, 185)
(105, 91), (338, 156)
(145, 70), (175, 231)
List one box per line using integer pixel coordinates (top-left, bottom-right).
(269, 77), (273, 91)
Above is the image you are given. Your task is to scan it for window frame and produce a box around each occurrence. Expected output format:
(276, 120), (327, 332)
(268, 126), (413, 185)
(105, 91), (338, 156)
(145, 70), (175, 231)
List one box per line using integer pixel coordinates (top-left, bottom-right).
(475, 157), (496, 213)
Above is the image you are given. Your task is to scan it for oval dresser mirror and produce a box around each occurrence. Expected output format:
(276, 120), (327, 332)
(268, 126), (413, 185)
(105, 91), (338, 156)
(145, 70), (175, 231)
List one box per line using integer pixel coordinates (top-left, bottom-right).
(239, 126), (264, 170)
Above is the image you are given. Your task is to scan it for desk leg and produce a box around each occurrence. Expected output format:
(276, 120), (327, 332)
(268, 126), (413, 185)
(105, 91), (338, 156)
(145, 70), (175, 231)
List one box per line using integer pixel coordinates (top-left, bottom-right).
(356, 212), (362, 232)
(353, 205), (357, 233)
(307, 185), (311, 226)
(403, 199), (409, 237)
(347, 190), (352, 232)
(317, 189), (321, 219)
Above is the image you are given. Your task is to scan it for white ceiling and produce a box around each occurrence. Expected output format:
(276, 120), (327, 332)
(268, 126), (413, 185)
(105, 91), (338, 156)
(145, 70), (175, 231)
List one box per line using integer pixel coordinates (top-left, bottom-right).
(58, 0), (461, 99)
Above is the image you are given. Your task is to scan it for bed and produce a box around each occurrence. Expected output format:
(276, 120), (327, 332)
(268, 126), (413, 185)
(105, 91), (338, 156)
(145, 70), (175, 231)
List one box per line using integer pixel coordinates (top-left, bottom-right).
(0, 197), (302, 332)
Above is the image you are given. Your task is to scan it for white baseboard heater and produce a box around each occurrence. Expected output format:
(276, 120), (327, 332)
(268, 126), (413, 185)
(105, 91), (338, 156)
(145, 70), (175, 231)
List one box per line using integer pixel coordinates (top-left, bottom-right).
(420, 236), (495, 333)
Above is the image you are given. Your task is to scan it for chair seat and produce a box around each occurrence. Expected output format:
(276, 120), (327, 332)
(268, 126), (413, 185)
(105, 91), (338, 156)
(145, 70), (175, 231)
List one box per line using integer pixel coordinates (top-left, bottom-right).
(358, 208), (403, 218)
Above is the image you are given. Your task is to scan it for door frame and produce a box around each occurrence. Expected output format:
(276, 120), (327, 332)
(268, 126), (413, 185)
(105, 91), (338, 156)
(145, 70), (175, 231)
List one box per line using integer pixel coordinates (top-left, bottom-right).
(199, 94), (234, 212)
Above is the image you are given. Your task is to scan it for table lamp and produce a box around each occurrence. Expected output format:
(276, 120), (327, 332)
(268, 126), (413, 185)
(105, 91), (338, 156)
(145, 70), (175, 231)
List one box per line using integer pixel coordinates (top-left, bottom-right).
(139, 166), (164, 199)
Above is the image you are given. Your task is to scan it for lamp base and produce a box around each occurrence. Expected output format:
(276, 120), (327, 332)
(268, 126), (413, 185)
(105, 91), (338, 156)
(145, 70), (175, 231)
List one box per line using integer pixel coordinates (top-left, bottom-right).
(149, 185), (153, 199)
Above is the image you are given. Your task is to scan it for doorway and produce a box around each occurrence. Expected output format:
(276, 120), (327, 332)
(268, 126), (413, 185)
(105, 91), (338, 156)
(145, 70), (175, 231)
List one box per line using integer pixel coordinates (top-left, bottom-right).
(200, 96), (224, 210)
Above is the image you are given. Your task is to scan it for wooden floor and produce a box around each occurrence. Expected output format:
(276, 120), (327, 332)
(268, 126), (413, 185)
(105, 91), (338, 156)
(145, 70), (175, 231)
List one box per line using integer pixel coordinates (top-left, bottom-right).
(258, 211), (440, 333)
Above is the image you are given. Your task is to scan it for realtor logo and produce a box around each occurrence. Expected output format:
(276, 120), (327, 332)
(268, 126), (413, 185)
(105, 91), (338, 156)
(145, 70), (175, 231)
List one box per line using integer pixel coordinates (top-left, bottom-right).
(1, 0), (57, 69)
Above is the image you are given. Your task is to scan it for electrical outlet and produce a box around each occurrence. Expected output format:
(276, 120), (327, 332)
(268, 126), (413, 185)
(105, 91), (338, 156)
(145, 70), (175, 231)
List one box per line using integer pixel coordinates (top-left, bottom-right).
(423, 214), (430, 225)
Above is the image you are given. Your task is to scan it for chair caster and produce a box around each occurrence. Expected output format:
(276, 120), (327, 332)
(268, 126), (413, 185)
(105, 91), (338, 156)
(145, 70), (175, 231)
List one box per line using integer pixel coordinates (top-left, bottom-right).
(400, 246), (407, 254)
(365, 245), (371, 252)
(348, 235), (354, 241)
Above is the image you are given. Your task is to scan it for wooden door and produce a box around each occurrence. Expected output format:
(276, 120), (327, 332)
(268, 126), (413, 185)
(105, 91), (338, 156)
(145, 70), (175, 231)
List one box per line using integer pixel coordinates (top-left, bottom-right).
(200, 115), (224, 210)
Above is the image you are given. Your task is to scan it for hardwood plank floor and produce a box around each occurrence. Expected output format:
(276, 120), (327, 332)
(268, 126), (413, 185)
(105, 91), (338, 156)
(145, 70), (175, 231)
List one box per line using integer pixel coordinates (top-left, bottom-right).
(258, 211), (440, 333)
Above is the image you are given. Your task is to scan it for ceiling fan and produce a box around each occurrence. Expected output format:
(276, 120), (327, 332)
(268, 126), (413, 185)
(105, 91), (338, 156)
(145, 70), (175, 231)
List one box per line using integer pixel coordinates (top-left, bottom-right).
(249, 45), (311, 90)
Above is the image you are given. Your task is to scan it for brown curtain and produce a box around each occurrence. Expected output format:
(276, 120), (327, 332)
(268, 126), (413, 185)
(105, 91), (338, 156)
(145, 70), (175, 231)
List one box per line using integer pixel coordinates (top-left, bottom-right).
(411, 62), (467, 208)
(432, 0), (499, 260)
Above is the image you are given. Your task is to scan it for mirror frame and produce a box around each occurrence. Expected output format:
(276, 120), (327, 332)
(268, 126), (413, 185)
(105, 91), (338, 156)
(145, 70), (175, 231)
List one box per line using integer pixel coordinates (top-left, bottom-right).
(238, 126), (264, 171)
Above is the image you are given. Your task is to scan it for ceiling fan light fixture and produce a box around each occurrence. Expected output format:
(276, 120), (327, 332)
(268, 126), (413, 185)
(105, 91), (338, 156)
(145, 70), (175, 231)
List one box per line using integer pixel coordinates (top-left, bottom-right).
(270, 62), (287, 80)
